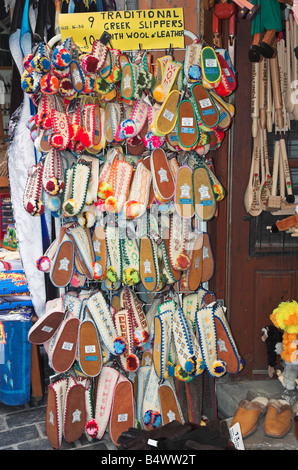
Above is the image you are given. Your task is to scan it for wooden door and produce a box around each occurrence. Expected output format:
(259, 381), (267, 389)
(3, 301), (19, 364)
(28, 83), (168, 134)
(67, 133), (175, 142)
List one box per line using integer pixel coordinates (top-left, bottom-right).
(208, 13), (298, 378)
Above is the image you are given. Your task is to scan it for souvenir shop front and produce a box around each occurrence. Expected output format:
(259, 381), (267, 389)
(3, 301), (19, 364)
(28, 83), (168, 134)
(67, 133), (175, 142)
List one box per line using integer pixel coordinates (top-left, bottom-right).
(0, 0), (298, 451)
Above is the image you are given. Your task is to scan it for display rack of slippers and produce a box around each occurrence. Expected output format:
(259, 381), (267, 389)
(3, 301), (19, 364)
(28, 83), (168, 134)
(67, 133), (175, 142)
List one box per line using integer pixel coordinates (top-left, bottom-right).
(22, 31), (244, 450)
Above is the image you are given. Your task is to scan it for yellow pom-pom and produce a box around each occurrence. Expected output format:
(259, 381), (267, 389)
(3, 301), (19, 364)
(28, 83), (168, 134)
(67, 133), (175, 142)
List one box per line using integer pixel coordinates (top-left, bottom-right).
(97, 181), (113, 200)
(123, 200), (141, 219)
(105, 195), (118, 213)
(153, 85), (165, 103)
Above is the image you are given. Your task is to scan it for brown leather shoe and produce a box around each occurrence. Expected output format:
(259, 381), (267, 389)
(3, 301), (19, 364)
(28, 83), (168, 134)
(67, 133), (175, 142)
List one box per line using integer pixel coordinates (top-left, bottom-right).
(230, 397), (268, 438)
(263, 399), (292, 438)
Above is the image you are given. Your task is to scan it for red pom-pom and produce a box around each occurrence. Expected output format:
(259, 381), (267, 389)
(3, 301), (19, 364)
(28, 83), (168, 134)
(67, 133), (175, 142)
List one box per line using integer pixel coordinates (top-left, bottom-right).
(80, 131), (92, 148)
(26, 202), (35, 214)
(175, 253), (191, 271)
(126, 353), (139, 372)
(85, 419), (98, 439)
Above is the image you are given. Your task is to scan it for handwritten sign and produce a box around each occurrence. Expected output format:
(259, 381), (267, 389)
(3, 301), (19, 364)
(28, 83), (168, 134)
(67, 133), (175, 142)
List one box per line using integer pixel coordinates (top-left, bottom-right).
(59, 8), (185, 51)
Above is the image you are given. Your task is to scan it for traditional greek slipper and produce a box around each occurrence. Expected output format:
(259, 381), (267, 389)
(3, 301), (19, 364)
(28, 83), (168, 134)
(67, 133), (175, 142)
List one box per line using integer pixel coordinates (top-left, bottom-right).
(109, 373), (135, 446)
(184, 231), (204, 292)
(174, 165), (195, 219)
(169, 212), (191, 272)
(82, 39), (108, 75)
(190, 83), (219, 131)
(153, 300), (175, 379)
(92, 221), (106, 280)
(153, 55), (173, 93)
(161, 226), (181, 283)
(201, 232), (215, 282)
(50, 234), (74, 288)
(63, 375), (87, 443)
(108, 160), (134, 215)
(177, 100), (199, 150)
(173, 305), (205, 380)
(197, 157), (225, 202)
(195, 306), (226, 378)
(144, 107), (167, 150)
(28, 297), (65, 344)
(105, 224), (122, 283)
(120, 230), (140, 286)
(77, 307), (102, 377)
(117, 98), (148, 140)
(103, 102), (121, 144)
(76, 156), (98, 206)
(214, 52), (237, 97)
(81, 102), (101, 150)
(159, 381), (184, 425)
(46, 376), (68, 449)
(154, 90), (181, 136)
(136, 365), (151, 428)
(69, 59), (86, 94)
(87, 291), (124, 356)
(184, 41), (202, 84)
(42, 148), (65, 196)
(200, 46), (222, 90)
(49, 109), (71, 150)
(213, 303), (243, 374)
(192, 165), (216, 221)
(150, 148), (175, 204)
(120, 63), (139, 101)
(230, 397), (269, 439)
(49, 312), (80, 373)
(263, 399), (292, 438)
(120, 286), (149, 348)
(153, 60), (182, 103)
(86, 366), (120, 440)
(142, 365), (162, 431)
(62, 162), (91, 217)
(139, 214), (160, 292)
(23, 161), (45, 216)
(114, 309), (140, 373)
(209, 91), (234, 131)
(125, 160), (152, 219)
(66, 224), (94, 280)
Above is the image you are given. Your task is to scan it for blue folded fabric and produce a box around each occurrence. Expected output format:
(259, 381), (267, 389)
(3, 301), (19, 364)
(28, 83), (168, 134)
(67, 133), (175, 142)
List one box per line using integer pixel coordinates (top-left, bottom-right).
(0, 295), (33, 311)
(0, 311), (33, 405)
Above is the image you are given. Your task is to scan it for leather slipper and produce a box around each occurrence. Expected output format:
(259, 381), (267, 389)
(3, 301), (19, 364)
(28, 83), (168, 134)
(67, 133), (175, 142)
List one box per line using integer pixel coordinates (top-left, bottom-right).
(28, 297), (65, 344)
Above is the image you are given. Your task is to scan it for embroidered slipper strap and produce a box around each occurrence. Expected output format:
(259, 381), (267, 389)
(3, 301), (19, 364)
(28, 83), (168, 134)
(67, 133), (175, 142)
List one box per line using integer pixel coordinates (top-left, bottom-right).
(119, 227), (140, 286)
(99, 147), (121, 185)
(142, 365), (162, 430)
(169, 212), (190, 271)
(82, 103), (97, 148)
(112, 160), (133, 213)
(184, 42), (202, 84)
(153, 300), (175, 379)
(195, 305), (226, 378)
(173, 306), (203, 378)
(183, 293), (199, 331)
(87, 292), (118, 355)
(105, 224), (122, 282)
(91, 366), (119, 439)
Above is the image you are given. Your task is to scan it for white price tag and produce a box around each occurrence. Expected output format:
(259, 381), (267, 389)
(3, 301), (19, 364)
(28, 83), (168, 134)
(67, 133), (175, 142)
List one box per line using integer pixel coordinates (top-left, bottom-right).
(85, 345), (96, 353)
(199, 98), (212, 108)
(62, 341), (74, 351)
(181, 117), (193, 126)
(229, 422), (245, 450)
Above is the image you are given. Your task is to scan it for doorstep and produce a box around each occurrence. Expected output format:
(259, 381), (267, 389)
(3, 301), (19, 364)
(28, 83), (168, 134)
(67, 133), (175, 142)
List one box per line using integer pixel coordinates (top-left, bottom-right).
(216, 376), (298, 450)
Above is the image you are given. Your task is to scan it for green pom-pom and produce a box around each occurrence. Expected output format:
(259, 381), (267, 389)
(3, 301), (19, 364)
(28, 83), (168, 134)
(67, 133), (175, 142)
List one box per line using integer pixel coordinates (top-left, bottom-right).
(123, 268), (140, 286)
(106, 266), (119, 283)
